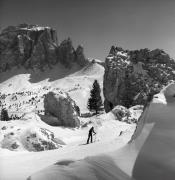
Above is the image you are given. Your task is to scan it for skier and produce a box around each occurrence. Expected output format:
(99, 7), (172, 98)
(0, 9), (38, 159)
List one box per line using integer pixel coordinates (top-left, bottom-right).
(119, 131), (123, 136)
(87, 126), (96, 144)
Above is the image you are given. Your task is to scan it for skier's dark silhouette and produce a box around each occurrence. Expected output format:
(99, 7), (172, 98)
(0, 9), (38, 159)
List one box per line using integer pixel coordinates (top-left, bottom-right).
(119, 131), (123, 136)
(87, 126), (96, 144)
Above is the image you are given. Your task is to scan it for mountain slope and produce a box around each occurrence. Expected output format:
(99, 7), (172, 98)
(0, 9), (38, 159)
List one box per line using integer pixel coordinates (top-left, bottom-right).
(0, 61), (104, 115)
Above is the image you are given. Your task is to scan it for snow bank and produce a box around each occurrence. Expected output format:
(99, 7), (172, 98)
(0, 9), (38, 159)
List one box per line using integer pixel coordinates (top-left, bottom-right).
(28, 155), (132, 180)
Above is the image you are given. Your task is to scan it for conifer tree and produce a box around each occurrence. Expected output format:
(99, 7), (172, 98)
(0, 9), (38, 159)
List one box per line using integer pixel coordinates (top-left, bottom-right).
(87, 80), (103, 114)
(1, 108), (9, 121)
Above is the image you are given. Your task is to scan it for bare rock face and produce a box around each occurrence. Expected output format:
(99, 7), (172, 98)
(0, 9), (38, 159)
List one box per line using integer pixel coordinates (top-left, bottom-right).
(57, 39), (88, 68)
(44, 91), (80, 127)
(75, 45), (88, 67)
(103, 46), (175, 112)
(0, 24), (88, 72)
(0, 24), (58, 71)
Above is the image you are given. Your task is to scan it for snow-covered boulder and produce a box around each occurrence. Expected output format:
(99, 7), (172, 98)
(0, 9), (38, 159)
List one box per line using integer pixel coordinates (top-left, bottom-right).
(111, 105), (143, 123)
(112, 106), (130, 121)
(21, 127), (61, 151)
(44, 91), (80, 127)
(1, 126), (62, 151)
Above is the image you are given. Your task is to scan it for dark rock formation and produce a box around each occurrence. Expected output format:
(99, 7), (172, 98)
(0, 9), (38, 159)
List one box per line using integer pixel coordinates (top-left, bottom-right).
(0, 24), (88, 72)
(75, 45), (87, 67)
(57, 39), (88, 68)
(44, 91), (80, 127)
(57, 38), (75, 68)
(103, 46), (175, 112)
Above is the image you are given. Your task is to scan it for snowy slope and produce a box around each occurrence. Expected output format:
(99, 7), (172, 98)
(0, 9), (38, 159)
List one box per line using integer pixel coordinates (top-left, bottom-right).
(0, 60), (145, 180)
(0, 61), (104, 116)
(0, 61), (138, 180)
(27, 83), (175, 180)
(0, 61), (106, 152)
(0, 112), (135, 180)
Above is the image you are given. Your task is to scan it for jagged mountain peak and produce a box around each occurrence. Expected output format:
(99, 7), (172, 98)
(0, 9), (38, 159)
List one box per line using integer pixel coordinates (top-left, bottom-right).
(0, 24), (88, 73)
(108, 45), (126, 56)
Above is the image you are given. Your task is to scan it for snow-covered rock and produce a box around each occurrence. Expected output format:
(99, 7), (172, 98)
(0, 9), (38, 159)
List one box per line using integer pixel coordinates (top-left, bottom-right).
(44, 91), (80, 127)
(111, 105), (143, 123)
(103, 47), (175, 112)
(0, 123), (62, 152)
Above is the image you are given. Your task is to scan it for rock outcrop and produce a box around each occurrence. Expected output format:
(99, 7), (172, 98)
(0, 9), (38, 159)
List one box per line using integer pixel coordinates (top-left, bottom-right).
(44, 91), (80, 127)
(103, 46), (175, 112)
(0, 24), (88, 72)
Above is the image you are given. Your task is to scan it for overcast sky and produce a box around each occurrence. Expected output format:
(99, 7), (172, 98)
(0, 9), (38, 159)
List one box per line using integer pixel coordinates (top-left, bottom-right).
(1, 0), (175, 60)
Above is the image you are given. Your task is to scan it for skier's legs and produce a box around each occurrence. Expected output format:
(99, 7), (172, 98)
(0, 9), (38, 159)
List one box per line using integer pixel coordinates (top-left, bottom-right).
(87, 134), (90, 144)
(90, 134), (93, 143)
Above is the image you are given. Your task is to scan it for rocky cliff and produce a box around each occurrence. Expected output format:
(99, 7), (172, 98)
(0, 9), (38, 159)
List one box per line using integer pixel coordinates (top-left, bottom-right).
(0, 24), (88, 72)
(103, 46), (175, 112)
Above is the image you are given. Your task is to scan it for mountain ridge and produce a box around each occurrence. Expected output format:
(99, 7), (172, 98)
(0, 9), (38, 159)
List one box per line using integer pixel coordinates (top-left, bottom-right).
(0, 24), (88, 72)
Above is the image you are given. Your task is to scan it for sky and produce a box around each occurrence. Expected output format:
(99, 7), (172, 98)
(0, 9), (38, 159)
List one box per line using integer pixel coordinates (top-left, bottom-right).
(0, 0), (175, 60)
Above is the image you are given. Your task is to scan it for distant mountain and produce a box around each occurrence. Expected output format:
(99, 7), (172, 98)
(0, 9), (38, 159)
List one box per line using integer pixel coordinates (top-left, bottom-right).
(88, 58), (105, 67)
(0, 24), (88, 72)
(103, 46), (175, 112)
(74, 59), (104, 76)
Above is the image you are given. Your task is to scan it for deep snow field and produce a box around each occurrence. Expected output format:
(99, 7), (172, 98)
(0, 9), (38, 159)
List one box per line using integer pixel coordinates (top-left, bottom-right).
(0, 61), (141, 180)
(28, 83), (175, 180)
(0, 112), (136, 180)
(2, 61), (174, 180)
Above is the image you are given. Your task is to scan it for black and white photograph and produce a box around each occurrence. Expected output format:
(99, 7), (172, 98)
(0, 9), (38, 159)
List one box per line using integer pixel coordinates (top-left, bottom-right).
(1, 0), (175, 180)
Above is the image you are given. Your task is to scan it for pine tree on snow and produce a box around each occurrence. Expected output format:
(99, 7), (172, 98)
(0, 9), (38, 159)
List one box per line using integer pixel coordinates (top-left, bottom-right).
(1, 108), (9, 121)
(87, 80), (103, 115)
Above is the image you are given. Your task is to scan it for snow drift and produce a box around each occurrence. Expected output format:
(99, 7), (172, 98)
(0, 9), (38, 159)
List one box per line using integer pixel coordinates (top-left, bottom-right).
(29, 83), (175, 180)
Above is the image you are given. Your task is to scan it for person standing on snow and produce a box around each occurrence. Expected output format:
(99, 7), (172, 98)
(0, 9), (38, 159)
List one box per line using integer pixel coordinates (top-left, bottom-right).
(87, 126), (96, 144)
